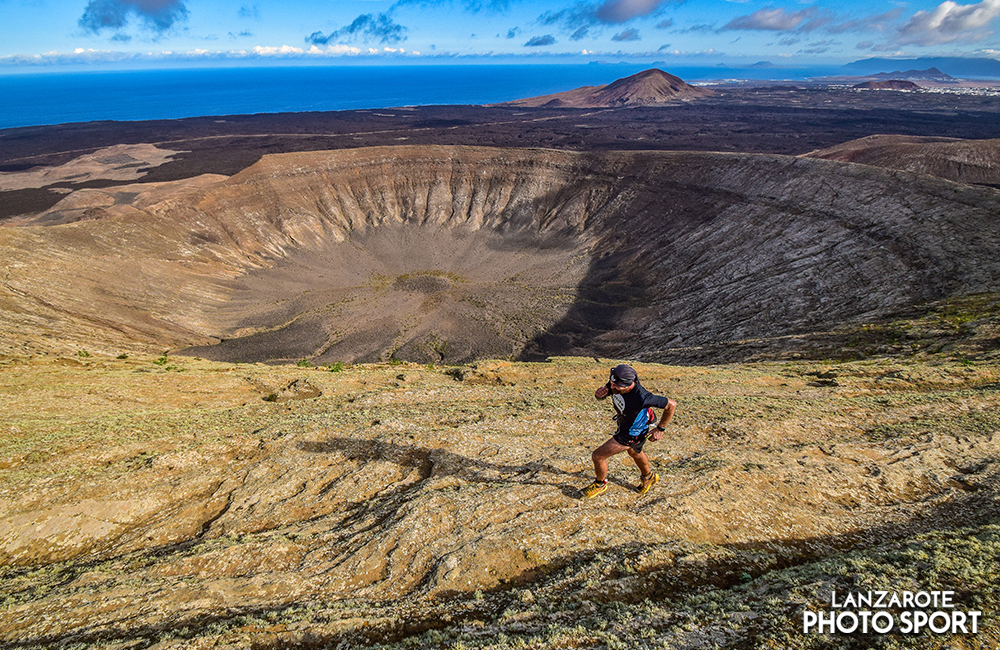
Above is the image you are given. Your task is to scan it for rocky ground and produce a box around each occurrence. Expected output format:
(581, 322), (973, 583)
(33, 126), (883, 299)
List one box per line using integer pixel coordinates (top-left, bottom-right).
(803, 135), (1000, 187)
(2, 339), (999, 648)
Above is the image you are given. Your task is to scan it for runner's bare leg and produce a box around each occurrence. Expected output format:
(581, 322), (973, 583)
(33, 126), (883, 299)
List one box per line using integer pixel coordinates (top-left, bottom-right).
(627, 447), (653, 477)
(592, 438), (630, 482)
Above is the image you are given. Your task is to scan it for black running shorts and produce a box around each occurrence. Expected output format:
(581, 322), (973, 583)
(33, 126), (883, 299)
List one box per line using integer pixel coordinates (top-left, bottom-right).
(613, 430), (647, 453)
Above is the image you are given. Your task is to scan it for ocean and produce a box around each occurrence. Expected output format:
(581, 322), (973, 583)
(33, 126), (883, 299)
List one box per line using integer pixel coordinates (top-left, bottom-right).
(0, 63), (841, 130)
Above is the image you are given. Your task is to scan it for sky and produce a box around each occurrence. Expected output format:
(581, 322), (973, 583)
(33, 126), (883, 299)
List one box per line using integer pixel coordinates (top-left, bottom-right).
(2, 0), (1000, 69)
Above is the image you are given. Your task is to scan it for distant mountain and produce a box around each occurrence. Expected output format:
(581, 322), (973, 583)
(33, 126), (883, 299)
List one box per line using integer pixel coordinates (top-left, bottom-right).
(868, 68), (952, 82)
(845, 57), (1000, 79)
(853, 80), (923, 90)
(501, 68), (713, 108)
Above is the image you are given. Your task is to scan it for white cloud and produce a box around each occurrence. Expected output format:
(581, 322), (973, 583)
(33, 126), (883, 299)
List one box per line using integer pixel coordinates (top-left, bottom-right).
(0, 48), (140, 66)
(595, 0), (666, 24)
(251, 44), (363, 56)
(612, 27), (642, 41)
(827, 8), (905, 34)
(724, 7), (820, 31)
(79, 0), (190, 36)
(897, 0), (1000, 45)
(655, 47), (720, 56)
(252, 44), (305, 55)
(323, 44), (361, 54)
(0, 43), (371, 67)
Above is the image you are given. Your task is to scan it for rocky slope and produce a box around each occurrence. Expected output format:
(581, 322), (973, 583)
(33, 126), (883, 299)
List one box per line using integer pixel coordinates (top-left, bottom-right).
(2, 144), (1000, 366)
(1, 353), (998, 648)
(803, 134), (1000, 186)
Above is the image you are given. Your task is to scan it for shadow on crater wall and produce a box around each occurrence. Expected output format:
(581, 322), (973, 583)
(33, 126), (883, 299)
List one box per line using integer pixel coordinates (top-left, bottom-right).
(518, 150), (1000, 364)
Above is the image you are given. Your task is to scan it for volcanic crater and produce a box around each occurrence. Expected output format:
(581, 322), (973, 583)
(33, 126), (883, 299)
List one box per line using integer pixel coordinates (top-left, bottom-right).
(2, 143), (1000, 364)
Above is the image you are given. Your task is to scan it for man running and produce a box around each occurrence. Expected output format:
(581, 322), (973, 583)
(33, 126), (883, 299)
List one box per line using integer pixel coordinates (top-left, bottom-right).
(583, 364), (676, 498)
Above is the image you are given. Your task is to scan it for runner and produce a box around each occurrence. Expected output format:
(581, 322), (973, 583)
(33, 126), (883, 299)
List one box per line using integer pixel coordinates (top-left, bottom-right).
(582, 364), (676, 498)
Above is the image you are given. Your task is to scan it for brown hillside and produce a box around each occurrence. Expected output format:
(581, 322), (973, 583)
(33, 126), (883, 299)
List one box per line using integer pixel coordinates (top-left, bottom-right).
(803, 134), (1000, 186)
(502, 68), (713, 108)
(2, 353), (999, 647)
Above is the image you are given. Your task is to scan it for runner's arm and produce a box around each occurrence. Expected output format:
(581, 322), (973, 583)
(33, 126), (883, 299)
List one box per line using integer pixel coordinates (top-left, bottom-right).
(650, 399), (677, 441)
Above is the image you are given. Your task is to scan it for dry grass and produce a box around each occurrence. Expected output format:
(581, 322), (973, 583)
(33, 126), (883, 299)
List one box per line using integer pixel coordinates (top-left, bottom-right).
(1, 347), (999, 648)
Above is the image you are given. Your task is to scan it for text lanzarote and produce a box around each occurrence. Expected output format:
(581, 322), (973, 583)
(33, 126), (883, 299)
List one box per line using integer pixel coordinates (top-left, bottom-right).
(803, 591), (982, 635)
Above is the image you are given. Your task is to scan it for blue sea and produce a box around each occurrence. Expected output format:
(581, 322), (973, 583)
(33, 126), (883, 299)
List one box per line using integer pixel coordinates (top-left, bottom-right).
(0, 63), (841, 130)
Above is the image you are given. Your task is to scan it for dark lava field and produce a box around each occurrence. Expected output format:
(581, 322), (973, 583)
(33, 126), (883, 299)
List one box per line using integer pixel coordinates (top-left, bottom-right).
(4, 84), (1000, 220)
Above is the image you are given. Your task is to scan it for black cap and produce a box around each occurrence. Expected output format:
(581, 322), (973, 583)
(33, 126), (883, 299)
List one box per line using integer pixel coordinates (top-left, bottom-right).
(610, 364), (637, 386)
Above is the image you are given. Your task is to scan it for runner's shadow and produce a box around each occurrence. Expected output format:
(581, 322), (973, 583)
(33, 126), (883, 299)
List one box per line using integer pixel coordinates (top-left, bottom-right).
(298, 437), (589, 498)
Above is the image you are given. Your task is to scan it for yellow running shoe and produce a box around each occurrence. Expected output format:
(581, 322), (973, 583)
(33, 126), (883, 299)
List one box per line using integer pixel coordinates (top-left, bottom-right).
(582, 480), (609, 498)
(638, 472), (659, 495)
